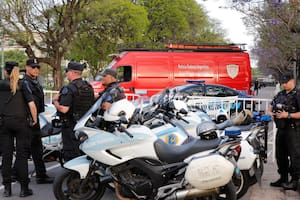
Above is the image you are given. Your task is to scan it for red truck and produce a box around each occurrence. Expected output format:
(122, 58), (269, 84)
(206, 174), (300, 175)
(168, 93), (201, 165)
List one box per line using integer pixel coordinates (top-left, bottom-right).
(91, 44), (252, 97)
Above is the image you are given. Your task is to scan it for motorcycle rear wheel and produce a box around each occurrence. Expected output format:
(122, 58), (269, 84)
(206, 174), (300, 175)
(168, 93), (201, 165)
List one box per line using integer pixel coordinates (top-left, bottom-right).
(53, 168), (106, 200)
(232, 170), (250, 199)
(197, 180), (236, 200)
(217, 180), (237, 200)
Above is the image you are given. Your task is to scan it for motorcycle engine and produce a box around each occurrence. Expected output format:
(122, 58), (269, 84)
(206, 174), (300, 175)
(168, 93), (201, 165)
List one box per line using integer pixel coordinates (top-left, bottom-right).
(113, 167), (153, 198)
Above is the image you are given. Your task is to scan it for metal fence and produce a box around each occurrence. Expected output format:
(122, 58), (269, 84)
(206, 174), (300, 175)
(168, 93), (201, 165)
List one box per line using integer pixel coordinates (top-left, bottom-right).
(44, 90), (276, 160)
(44, 90), (139, 104)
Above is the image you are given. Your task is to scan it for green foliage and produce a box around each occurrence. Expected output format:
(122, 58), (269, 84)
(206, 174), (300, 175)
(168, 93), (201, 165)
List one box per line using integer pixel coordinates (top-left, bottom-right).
(66, 0), (149, 78)
(3, 50), (27, 68)
(67, 0), (227, 79)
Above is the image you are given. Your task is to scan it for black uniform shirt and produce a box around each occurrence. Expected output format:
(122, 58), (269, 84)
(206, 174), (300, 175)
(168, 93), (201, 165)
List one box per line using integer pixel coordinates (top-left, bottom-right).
(21, 74), (45, 113)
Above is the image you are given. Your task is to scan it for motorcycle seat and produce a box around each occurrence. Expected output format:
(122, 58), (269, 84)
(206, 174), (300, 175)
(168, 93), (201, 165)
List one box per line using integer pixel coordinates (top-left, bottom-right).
(154, 137), (222, 163)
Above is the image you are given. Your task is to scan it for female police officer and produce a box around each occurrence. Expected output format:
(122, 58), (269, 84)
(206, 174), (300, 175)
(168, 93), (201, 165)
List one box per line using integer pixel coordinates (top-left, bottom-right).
(0, 62), (35, 197)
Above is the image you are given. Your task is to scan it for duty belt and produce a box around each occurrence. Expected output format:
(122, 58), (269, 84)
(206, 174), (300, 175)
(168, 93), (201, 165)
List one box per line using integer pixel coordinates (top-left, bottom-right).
(288, 120), (300, 128)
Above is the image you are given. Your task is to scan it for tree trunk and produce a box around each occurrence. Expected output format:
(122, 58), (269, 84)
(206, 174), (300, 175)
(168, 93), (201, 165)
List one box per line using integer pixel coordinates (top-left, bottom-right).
(52, 59), (64, 91)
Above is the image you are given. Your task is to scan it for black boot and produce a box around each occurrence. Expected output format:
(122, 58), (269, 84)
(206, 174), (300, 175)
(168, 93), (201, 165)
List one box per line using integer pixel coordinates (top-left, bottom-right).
(270, 176), (288, 187)
(36, 174), (54, 184)
(19, 184), (33, 197)
(3, 184), (11, 197)
(282, 179), (298, 191)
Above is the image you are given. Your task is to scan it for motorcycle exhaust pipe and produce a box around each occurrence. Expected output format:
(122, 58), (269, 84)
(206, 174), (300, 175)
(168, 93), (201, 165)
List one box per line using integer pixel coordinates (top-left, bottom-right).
(164, 188), (219, 200)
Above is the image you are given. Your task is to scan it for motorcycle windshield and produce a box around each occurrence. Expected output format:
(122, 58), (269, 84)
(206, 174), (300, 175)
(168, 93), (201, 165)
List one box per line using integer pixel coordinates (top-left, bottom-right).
(74, 96), (104, 131)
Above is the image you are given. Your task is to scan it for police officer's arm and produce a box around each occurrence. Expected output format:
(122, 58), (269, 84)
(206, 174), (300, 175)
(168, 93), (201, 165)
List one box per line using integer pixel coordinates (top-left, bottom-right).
(275, 90), (300, 119)
(28, 101), (38, 125)
(21, 80), (38, 125)
(101, 102), (112, 110)
(52, 93), (70, 113)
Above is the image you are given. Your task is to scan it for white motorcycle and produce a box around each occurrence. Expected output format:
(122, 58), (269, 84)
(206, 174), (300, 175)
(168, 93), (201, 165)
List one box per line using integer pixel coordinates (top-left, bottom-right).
(136, 91), (270, 199)
(53, 96), (241, 200)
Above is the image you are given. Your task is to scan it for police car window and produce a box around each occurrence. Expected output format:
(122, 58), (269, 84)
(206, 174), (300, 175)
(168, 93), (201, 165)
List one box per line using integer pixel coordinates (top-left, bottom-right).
(182, 85), (204, 96)
(224, 88), (238, 96)
(206, 86), (219, 96)
(117, 66), (132, 82)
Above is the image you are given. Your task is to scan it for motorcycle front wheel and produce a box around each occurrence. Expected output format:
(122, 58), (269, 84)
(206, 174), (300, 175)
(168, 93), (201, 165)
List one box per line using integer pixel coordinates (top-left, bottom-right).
(53, 168), (106, 200)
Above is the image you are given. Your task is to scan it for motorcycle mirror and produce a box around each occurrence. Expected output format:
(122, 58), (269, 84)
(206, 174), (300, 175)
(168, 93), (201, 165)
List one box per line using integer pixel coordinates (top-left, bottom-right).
(119, 115), (129, 124)
(179, 108), (188, 115)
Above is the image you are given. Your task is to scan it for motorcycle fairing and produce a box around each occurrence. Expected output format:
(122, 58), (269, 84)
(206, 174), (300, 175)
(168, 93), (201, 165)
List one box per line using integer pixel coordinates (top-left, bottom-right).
(63, 155), (91, 178)
(152, 124), (188, 145)
(81, 125), (159, 166)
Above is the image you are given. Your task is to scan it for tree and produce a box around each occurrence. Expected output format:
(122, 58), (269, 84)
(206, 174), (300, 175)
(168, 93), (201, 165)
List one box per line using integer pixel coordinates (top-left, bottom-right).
(228, 0), (300, 79)
(0, 0), (90, 90)
(142, 0), (226, 43)
(66, 0), (149, 78)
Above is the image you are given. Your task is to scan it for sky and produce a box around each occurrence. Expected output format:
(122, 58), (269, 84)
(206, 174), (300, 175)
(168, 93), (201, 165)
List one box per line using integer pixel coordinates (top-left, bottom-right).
(197, 0), (254, 49)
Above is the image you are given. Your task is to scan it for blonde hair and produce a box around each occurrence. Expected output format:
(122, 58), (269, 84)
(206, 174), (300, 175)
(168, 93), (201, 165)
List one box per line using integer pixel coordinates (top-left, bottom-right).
(9, 67), (20, 95)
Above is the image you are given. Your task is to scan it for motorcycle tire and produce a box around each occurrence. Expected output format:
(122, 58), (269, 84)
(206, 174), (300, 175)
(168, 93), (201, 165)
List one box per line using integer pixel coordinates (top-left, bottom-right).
(249, 157), (265, 186)
(232, 170), (251, 199)
(217, 180), (237, 200)
(53, 168), (106, 200)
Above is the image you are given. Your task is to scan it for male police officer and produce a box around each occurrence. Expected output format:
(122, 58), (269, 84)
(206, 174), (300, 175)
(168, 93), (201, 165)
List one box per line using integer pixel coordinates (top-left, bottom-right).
(97, 69), (126, 114)
(269, 73), (300, 192)
(18, 59), (53, 184)
(52, 62), (94, 161)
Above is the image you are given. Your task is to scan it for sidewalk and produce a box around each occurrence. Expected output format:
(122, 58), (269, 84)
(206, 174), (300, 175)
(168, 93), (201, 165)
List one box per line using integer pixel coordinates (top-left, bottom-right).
(241, 86), (300, 200)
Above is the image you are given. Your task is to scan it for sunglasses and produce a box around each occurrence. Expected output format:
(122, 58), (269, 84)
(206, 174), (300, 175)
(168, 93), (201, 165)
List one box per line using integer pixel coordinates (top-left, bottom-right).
(30, 65), (40, 69)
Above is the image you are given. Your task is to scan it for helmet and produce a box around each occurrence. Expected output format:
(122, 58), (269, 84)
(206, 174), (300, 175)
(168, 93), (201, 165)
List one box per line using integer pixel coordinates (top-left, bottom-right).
(196, 121), (218, 140)
(103, 99), (135, 122)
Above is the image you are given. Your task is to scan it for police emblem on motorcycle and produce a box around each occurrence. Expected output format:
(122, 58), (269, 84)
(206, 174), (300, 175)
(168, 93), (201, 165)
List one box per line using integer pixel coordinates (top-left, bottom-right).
(165, 134), (178, 145)
(226, 64), (239, 79)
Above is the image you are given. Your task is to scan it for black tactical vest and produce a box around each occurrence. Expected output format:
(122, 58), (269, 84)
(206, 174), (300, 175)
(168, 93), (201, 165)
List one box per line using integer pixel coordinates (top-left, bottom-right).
(0, 79), (28, 118)
(68, 79), (94, 121)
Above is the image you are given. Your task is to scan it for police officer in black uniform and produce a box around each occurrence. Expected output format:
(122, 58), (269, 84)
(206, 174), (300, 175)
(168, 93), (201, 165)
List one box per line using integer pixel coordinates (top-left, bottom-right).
(0, 62), (33, 197)
(52, 62), (94, 161)
(19, 58), (54, 184)
(97, 69), (126, 114)
(269, 73), (300, 192)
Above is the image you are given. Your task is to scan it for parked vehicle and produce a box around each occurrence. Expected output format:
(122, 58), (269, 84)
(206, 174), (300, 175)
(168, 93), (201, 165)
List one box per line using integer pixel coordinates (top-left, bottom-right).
(91, 43), (252, 97)
(150, 80), (254, 122)
(39, 104), (63, 165)
(53, 95), (241, 200)
(137, 91), (270, 199)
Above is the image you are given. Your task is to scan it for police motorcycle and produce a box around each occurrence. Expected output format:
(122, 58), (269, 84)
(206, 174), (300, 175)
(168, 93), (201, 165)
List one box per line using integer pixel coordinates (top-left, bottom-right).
(138, 89), (271, 199)
(216, 110), (271, 198)
(53, 95), (242, 200)
(39, 104), (63, 165)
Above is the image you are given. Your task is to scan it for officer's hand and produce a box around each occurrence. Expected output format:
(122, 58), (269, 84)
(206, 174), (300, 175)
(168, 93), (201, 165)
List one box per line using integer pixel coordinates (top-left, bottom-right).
(275, 111), (288, 119)
(102, 102), (112, 110)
